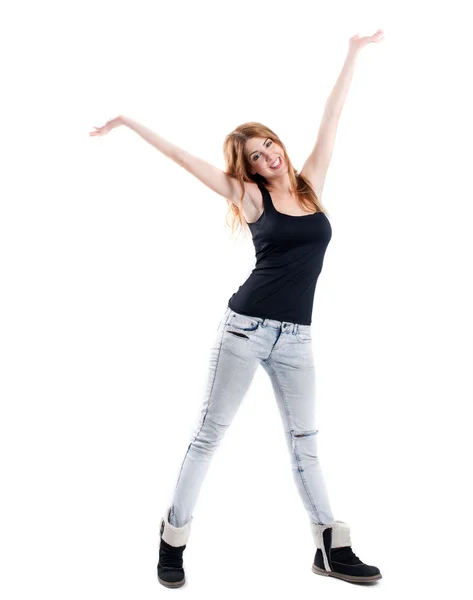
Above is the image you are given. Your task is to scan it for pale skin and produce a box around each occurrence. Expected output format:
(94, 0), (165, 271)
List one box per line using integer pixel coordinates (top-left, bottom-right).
(89, 29), (384, 223)
(244, 136), (312, 218)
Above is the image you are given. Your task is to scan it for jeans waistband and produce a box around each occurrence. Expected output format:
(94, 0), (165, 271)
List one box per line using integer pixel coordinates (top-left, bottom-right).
(225, 306), (311, 334)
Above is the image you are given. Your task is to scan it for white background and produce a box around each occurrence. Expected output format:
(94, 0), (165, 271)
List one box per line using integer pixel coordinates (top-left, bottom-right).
(1, 0), (472, 598)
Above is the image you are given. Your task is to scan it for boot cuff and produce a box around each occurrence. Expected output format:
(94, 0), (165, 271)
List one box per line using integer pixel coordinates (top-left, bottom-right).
(311, 520), (352, 549)
(160, 507), (193, 547)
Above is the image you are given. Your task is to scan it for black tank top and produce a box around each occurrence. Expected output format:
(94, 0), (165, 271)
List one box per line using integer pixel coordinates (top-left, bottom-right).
(227, 180), (332, 325)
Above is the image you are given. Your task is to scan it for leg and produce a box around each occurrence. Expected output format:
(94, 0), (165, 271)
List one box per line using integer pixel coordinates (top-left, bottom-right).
(261, 333), (334, 525)
(168, 308), (262, 528)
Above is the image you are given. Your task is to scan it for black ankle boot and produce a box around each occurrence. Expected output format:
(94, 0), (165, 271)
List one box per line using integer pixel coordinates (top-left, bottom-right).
(311, 521), (382, 583)
(157, 507), (193, 588)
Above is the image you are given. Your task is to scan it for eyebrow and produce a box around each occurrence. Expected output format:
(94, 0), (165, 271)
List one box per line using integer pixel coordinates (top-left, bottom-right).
(249, 138), (268, 158)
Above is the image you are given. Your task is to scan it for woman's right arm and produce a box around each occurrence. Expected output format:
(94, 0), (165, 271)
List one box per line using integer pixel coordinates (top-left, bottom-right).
(90, 115), (244, 206)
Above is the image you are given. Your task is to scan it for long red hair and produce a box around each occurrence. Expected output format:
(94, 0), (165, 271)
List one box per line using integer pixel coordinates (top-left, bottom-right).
(222, 121), (329, 239)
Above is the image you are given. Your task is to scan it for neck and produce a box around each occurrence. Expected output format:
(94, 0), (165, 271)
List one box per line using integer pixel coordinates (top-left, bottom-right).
(266, 175), (293, 195)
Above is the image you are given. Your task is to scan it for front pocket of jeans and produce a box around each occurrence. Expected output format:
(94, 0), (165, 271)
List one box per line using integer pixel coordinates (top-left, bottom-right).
(297, 330), (312, 342)
(227, 313), (260, 332)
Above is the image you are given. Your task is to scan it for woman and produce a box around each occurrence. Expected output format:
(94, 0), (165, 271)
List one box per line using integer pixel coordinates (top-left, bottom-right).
(90, 29), (385, 588)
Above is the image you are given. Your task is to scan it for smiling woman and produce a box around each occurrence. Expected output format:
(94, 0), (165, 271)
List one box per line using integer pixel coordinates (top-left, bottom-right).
(89, 27), (385, 590)
(222, 122), (328, 237)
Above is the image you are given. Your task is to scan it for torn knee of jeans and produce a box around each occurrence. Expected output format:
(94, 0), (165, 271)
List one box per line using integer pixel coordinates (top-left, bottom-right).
(292, 429), (318, 438)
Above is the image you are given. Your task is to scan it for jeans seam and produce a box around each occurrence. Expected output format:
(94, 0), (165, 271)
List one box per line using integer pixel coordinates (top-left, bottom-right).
(264, 360), (321, 524)
(171, 309), (229, 501)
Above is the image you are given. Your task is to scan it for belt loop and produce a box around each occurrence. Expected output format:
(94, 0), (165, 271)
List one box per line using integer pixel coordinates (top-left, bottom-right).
(294, 323), (299, 335)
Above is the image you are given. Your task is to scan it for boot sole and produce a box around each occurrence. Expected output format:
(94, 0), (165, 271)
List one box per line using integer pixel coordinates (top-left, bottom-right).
(312, 564), (382, 583)
(158, 575), (186, 588)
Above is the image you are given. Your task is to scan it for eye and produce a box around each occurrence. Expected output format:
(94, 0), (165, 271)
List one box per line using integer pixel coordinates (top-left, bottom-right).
(253, 140), (272, 161)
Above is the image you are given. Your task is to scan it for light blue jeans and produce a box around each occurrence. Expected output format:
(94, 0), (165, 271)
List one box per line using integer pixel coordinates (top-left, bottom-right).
(168, 306), (335, 528)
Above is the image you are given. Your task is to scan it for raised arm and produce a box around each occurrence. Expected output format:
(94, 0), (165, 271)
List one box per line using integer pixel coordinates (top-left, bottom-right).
(89, 115), (244, 206)
(300, 30), (384, 200)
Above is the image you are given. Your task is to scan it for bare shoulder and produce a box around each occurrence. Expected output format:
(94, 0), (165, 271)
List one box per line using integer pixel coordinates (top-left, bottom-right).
(299, 166), (324, 202)
(227, 180), (263, 223)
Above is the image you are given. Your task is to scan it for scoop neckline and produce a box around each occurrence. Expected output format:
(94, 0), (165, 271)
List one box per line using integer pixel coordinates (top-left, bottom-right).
(258, 183), (322, 219)
(247, 209), (323, 226)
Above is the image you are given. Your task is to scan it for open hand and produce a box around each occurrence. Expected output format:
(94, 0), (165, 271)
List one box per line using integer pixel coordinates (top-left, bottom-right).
(89, 115), (124, 137)
(349, 29), (384, 53)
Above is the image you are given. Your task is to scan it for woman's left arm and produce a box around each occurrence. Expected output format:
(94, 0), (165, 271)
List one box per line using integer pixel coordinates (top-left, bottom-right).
(300, 29), (384, 199)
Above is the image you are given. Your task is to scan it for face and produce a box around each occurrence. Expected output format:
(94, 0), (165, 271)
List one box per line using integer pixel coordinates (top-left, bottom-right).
(245, 136), (286, 178)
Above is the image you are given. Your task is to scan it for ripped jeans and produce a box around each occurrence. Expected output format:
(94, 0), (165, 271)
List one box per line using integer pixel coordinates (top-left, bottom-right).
(168, 306), (335, 528)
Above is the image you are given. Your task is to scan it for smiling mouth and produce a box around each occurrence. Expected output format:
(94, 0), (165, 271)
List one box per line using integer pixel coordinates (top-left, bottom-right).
(270, 157), (282, 169)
